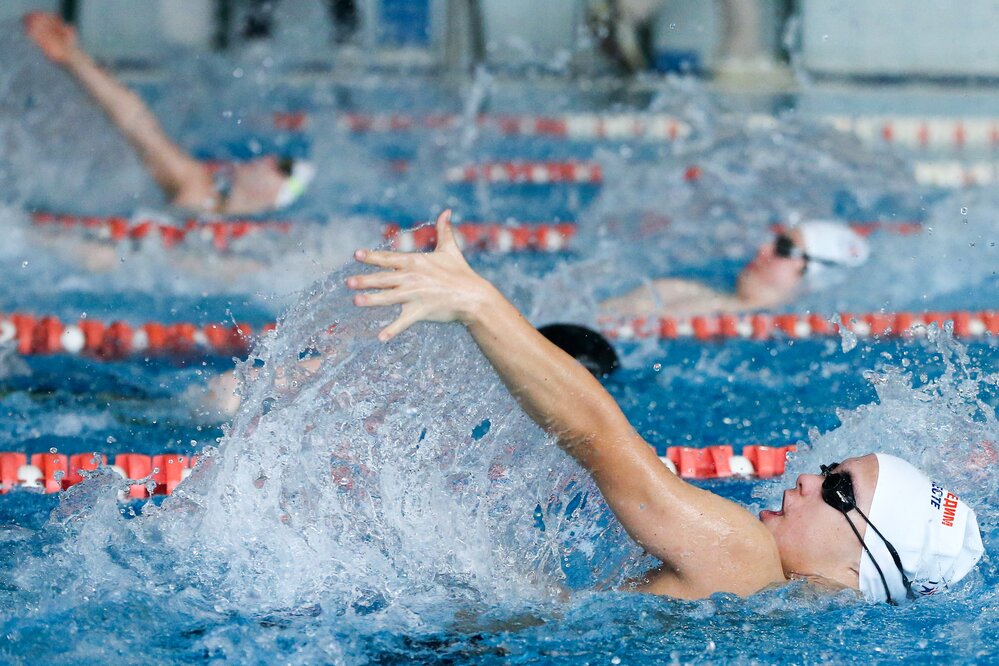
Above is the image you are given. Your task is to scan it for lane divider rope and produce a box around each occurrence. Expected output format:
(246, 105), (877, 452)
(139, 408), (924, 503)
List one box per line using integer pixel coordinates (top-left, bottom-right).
(821, 115), (999, 151)
(444, 161), (605, 184)
(383, 222), (577, 253)
(274, 111), (694, 141)
(191, 150), (999, 189)
(31, 211), (929, 257)
(0, 452), (196, 497)
(0, 444), (797, 497)
(32, 213), (579, 255)
(600, 311), (999, 341)
(32, 212), (292, 252)
(278, 110), (999, 152)
(0, 310), (994, 360)
(0, 313), (261, 357)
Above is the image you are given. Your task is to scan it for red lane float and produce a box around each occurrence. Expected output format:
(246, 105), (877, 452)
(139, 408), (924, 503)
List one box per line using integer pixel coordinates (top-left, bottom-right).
(32, 212), (292, 252)
(661, 444), (796, 479)
(600, 311), (999, 342)
(0, 313), (257, 358)
(0, 443), (793, 498)
(383, 222), (577, 253)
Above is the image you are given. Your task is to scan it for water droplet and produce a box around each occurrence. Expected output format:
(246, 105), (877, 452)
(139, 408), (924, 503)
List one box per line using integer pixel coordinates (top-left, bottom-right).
(49, 447), (57, 454)
(960, 207), (968, 215)
(106, 436), (116, 444)
(20, 261), (28, 268)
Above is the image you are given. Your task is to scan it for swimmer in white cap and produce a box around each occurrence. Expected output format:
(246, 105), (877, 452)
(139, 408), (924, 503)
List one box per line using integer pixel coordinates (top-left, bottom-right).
(23, 12), (315, 216)
(347, 210), (983, 601)
(601, 220), (871, 318)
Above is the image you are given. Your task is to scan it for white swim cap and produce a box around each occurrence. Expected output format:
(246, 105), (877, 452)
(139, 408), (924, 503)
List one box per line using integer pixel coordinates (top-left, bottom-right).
(859, 453), (985, 603)
(797, 220), (870, 283)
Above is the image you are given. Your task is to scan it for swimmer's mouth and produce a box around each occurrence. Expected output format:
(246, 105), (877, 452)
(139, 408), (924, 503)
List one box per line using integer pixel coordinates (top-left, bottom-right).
(759, 493), (787, 520)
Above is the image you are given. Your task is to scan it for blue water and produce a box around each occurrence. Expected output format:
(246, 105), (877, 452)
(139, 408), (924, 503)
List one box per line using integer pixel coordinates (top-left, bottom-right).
(0, 28), (997, 664)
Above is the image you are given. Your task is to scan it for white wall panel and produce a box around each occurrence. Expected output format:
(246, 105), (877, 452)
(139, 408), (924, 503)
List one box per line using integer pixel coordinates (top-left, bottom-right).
(801, 0), (999, 77)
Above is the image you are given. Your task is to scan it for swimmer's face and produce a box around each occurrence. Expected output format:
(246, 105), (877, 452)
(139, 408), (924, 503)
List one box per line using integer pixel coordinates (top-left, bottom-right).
(225, 157), (286, 215)
(736, 229), (806, 304)
(761, 454), (879, 589)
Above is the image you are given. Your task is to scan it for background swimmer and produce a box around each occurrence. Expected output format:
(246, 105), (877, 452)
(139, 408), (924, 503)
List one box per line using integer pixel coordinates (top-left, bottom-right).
(346, 210), (980, 601)
(601, 220), (871, 317)
(23, 12), (314, 216)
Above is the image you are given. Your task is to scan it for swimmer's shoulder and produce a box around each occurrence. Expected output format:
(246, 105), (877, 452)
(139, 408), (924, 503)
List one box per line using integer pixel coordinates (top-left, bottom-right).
(647, 481), (785, 597)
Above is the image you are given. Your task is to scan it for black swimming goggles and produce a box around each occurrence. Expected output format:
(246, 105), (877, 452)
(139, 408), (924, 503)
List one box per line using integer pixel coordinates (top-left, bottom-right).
(820, 463), (915, 605)
(774, 234), (842, 271)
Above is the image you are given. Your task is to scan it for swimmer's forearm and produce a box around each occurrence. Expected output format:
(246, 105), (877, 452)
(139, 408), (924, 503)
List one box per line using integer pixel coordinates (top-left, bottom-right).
(63, 48), (206, 200)
(65, 49), (160, 139)
(463, 288), (634, 464)
(464, 286), (692, 562)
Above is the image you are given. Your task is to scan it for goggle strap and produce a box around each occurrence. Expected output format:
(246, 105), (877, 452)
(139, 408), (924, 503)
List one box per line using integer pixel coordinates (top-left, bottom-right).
(843, 511), (895, 605)
(853, 506), (916, 599)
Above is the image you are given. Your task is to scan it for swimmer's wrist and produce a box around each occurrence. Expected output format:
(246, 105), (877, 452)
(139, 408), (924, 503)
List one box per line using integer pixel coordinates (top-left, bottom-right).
(458, 279), (503, 327)
(65, 47), (92, 72)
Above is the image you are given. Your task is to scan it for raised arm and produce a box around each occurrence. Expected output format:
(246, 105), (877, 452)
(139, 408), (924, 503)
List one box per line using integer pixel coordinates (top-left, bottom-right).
(347, 212), (782, 596)
(24, 12), (217, 211)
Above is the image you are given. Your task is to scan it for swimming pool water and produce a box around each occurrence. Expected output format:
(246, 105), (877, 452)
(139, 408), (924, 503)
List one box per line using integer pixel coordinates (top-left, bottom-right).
(0, 36), (997, 664)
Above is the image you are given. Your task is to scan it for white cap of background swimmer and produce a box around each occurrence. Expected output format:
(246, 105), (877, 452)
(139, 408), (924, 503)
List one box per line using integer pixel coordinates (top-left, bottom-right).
(860, 453), (985, 603)
(796, 220), (870, 283)
(274, 160), (316, 209)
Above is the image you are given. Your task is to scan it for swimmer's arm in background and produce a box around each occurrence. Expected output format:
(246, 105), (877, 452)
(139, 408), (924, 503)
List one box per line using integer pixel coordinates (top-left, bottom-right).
(600, 279), (744, 318)
(348, 211), (778, 593)
(23, 12), (217, 211)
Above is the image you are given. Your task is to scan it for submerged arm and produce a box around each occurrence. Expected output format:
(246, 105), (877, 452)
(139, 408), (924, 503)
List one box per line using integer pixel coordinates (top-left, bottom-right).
(24, 12), (216, 210)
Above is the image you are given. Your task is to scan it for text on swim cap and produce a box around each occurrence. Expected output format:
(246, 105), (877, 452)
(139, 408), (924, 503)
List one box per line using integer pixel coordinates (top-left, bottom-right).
(930, 482), (959, 526)
(942, 492), (960, 527)
(930, 481), (944, 509)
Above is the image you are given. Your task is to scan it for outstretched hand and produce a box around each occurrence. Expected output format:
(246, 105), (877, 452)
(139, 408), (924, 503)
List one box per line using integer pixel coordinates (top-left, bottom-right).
(24, 12), (79, 66)
(348, 210), (495, 341)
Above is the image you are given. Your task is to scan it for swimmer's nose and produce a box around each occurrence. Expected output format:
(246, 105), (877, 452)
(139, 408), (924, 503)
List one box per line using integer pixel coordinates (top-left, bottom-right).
(796, 473), (823, 496)
(759, 239), (776, 256)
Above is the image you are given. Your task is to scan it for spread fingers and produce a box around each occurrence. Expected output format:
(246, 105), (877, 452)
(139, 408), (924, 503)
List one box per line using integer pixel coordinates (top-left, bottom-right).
(346, 271), (406, 290)
(353, 249), (411, 270)
(353, 289), (413, 307)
